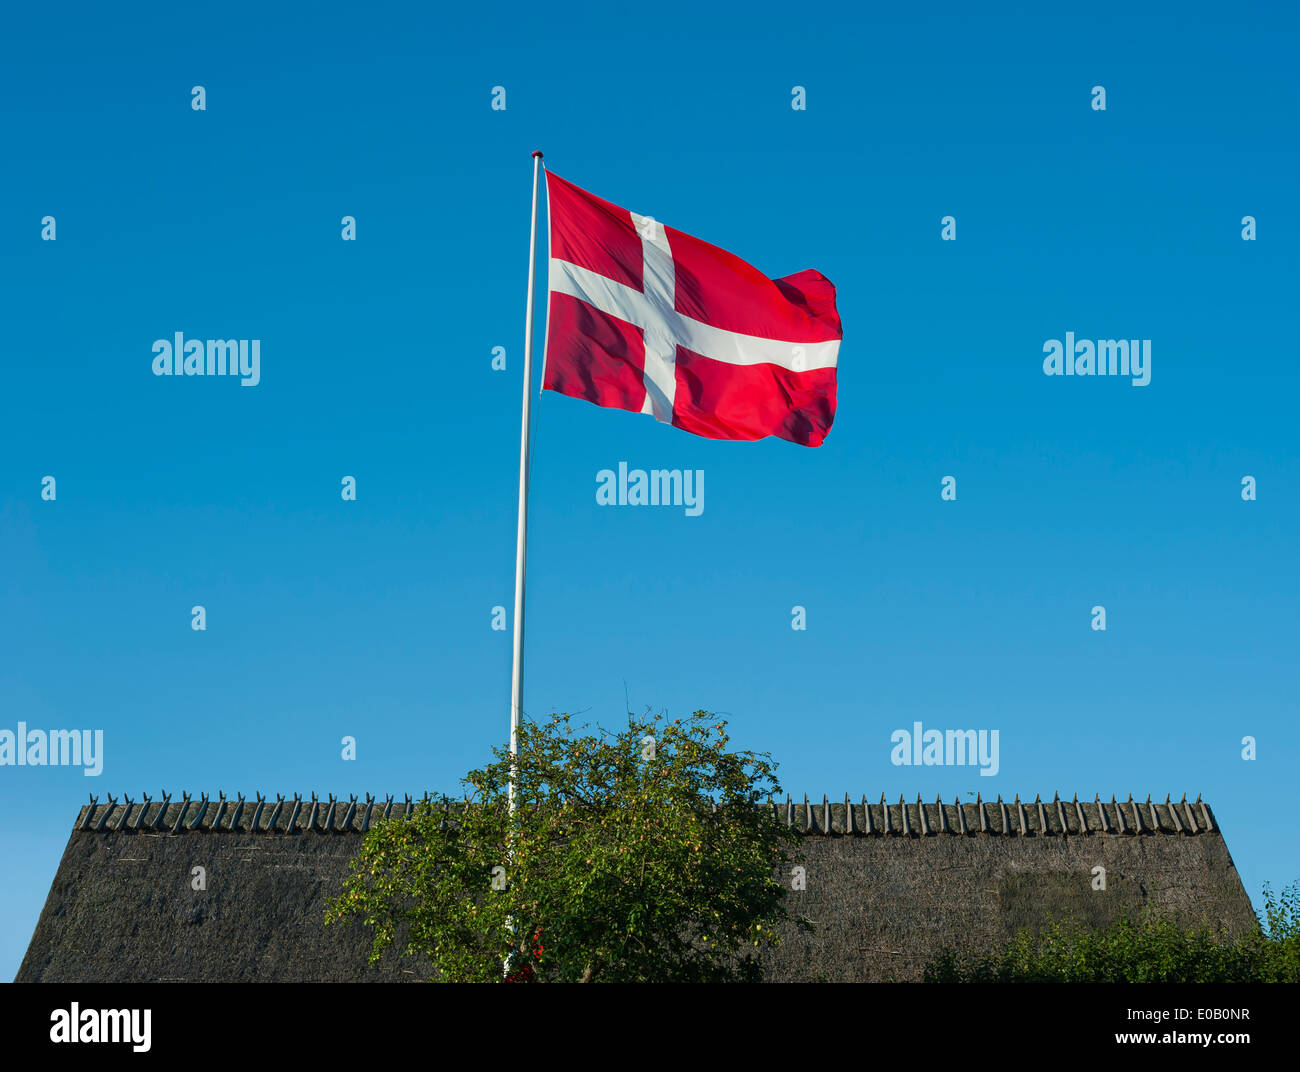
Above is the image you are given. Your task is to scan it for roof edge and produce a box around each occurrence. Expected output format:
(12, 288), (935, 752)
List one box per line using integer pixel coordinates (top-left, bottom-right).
(67, 791), (1220, 837)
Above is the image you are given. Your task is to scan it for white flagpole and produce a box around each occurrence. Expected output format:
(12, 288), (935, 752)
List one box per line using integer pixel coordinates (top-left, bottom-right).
(509, 150), (543, 819)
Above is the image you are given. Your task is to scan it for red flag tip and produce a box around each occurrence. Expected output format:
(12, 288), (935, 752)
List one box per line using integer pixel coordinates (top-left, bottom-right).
(532, 150), (544, 158)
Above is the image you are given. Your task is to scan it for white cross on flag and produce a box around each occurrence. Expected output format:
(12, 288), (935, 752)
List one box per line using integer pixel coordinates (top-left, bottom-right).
(541, 171), (842, 447)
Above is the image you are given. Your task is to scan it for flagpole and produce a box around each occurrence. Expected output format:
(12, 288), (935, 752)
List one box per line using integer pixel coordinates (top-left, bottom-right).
(509, 150), (543, 820)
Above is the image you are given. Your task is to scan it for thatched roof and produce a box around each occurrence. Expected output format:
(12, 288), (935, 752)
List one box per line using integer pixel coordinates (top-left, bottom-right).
(770, 793), (1257, 981)
(17, 790), (1256, 982)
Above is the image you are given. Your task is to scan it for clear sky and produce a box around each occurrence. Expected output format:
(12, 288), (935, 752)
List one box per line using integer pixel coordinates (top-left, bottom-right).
(2, 1), (1297, 980)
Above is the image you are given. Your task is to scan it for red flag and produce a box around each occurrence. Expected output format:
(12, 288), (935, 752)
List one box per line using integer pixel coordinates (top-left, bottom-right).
(541, 171), (842, 447)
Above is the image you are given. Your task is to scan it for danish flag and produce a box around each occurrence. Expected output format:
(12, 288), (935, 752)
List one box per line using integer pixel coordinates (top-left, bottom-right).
(541, 172), (842, 447)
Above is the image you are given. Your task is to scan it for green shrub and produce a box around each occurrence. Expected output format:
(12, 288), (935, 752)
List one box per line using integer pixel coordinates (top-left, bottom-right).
(925, 881), (1300, 982)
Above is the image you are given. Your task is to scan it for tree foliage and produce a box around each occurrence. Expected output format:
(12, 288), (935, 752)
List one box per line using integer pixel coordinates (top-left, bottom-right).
(326, 710), (805, 981)
(925, 881), (1300, 982)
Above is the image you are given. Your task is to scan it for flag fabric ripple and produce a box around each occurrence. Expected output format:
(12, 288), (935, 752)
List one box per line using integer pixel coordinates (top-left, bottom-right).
(541, 171), (842, 447)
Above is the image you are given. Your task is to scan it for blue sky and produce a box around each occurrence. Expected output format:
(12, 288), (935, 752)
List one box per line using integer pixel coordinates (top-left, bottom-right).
(2, 1), (1297, 979)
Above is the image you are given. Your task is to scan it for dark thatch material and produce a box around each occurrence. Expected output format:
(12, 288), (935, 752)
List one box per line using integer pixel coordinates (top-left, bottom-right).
(17, 791), (1256, 983)
(774, 794), (1258, 982)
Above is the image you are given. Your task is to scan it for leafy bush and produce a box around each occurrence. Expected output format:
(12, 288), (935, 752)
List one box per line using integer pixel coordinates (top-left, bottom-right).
(925, 881), (1300, 982)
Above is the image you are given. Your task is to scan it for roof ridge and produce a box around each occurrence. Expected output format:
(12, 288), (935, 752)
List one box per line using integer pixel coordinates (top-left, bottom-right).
(769, 792), (1216, 837)
(73, 792), (446, 835)
(69, 791), (1220, 837)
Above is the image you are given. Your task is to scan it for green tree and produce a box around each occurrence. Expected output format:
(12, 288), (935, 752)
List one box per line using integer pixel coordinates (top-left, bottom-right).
(326, 710), (806, 981)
